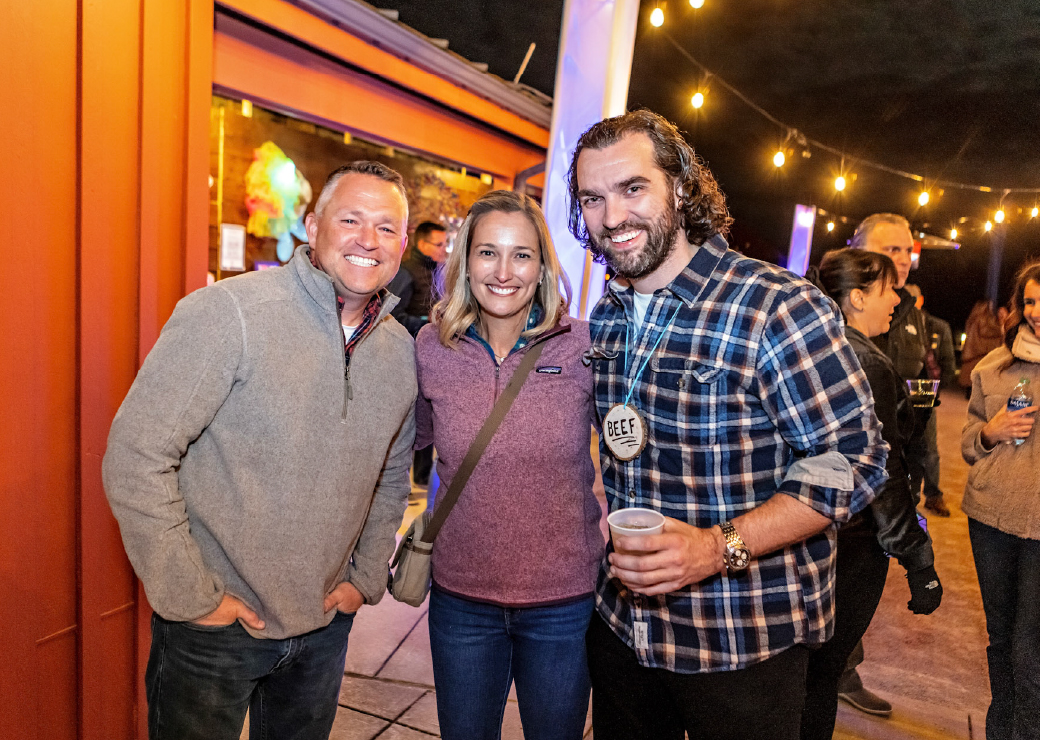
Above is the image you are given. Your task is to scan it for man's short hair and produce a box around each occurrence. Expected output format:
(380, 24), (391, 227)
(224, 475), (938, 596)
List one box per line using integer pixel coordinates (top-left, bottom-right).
(849, 213), (910, 249)
(414, 221), (446, 242)
(313, 161), (408, 217)
(566, 109), (733, 253)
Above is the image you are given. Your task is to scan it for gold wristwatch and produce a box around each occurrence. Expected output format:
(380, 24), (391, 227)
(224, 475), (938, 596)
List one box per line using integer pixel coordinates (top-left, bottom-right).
(720, 520), (751, 572)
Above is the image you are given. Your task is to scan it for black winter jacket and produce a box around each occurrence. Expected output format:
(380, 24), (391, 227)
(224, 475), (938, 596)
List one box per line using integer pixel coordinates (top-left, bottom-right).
(846, 326), (935, 572)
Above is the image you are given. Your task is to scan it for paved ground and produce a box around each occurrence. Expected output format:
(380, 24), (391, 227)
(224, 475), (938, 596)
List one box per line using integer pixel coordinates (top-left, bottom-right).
(243, 388), (988, 739)
(833, 389), (989, 740)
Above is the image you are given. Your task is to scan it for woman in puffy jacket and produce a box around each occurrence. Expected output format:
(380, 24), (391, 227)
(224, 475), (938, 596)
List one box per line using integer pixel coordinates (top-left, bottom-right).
(414, 190), (603, 740)
(961, 259), (1040, 740)
(802, 248), (942, 740)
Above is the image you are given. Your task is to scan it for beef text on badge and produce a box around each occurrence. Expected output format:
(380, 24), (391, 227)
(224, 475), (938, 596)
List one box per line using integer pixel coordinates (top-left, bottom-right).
(602, 404), (647, 461)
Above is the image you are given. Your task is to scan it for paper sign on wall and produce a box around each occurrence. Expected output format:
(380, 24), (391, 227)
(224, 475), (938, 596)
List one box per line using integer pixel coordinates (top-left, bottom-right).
(220, 224), (246, 272)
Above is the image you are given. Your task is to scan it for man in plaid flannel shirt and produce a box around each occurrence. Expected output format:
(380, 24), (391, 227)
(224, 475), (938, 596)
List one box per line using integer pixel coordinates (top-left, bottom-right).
(567, 110), (888, 739)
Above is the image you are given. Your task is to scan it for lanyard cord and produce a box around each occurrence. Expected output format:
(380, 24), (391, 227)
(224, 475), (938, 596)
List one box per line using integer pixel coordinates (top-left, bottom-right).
(622, 302), (683, 407)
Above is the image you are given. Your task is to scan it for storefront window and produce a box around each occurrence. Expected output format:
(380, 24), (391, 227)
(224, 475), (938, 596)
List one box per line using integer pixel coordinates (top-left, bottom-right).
(209, 95), (493, 278)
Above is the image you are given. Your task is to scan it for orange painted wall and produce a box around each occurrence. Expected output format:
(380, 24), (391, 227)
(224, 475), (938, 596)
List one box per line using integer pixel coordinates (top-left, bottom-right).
(0, 2), (79, 738)
(0, 1), (211, 738)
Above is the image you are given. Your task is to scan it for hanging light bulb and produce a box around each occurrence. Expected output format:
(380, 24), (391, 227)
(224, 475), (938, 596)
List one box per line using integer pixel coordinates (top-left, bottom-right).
(918, 191), (930, 206)
(690, 0), (705, 7)
(826, 221), (835, 232)
(650, 7), (664, 26)
(950, 228), (958, 240)
(985, 221), (993, 232)
(995, 209), (1006, 224)
(1032, 207), (1039, 218)
(691, 92), (705, 109)
(773, 150), (786, 167)
(834, 176), (846, 192)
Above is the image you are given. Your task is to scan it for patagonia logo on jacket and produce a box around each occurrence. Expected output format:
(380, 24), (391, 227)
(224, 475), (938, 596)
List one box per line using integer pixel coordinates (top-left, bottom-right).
(537, 366), (563, 374)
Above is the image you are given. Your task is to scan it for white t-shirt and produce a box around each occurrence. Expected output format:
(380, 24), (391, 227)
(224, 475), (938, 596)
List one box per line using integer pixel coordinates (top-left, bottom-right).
(342, 324), (358, 342)
(632, 290), (654, 325)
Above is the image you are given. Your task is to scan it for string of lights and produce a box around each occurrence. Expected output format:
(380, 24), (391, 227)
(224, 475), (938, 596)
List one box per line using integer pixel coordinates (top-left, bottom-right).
(659, 30), (1040, 196)
(644, 12), (1040, 233)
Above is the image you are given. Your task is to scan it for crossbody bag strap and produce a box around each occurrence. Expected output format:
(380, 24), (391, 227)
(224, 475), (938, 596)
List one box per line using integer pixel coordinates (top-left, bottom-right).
(419, 338), (549, 544)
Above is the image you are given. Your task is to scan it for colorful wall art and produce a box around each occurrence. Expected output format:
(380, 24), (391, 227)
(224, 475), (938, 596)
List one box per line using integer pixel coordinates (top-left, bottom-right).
(244, 141), (312, 262)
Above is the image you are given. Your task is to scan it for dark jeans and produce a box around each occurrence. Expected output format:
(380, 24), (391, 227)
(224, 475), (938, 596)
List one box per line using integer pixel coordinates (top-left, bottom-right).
(146, 611), (354, 740)
(802, 524), (891, 740)
(969, 518), (1040, 740)
(412, 444), (434, 486)
(908, 409), (943, 501)
(586, 614), (810, 740)
(428, 587), (593, 740)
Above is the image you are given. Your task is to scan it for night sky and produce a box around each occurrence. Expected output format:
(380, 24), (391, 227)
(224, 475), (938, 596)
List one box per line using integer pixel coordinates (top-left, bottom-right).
(382, 0), (1040, 331)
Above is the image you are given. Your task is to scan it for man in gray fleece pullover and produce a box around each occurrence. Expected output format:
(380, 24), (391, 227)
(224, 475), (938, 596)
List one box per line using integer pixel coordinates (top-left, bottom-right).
(102, 162), (417, 740)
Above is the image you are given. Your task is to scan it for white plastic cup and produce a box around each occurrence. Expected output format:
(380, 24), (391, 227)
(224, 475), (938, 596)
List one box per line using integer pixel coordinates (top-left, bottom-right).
(607, 507), (665, 554)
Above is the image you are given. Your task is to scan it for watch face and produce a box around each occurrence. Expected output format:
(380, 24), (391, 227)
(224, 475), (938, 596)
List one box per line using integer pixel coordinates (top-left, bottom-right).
(727, 547), (751, 570)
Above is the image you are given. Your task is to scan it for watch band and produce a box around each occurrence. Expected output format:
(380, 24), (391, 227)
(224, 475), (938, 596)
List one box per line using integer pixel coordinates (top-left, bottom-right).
(720, 520), (751, 572)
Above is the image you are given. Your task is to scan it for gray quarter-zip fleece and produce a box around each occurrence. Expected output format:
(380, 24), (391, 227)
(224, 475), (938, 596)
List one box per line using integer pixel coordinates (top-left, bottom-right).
(102, 245), (416, 639)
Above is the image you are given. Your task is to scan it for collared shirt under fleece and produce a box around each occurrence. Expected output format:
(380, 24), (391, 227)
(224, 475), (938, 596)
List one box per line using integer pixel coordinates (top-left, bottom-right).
(589, 235), (888, 674)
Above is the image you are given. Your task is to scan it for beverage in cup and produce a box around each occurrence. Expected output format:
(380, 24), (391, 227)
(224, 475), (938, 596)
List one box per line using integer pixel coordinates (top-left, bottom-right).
(907, 379), (940, 407)
(607, 508), (665, 555)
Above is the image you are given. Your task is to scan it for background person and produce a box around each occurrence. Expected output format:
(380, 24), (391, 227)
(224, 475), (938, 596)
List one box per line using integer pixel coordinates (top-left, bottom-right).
(960, 299), (1007, 396)
(414, 190), (603, 740)
(839, 212), (938, 715)
(962, 259), (1040, 740)
(389, 220), (450, 489)
(851, 215), (950, 518)
(102, 162), (417, 740)
(802, 249), (942, 740)
(905, 283), (957, 510)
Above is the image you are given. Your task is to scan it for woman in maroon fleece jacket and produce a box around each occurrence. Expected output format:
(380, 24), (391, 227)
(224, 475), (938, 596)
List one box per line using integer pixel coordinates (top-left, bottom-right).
(415, 190), (603, 740)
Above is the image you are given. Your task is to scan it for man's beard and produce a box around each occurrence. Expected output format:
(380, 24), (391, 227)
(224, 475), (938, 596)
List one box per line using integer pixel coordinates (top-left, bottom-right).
(589, 208), (682, 280)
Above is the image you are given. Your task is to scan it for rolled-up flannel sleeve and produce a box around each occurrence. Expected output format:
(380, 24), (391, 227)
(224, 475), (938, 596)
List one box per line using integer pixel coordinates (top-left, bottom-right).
(346, 400), (415, 605)
(757, 288), (888, 523)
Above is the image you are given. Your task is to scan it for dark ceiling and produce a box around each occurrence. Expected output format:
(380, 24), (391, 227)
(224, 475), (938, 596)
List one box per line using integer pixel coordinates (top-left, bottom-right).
(381, 0), (1040, 329)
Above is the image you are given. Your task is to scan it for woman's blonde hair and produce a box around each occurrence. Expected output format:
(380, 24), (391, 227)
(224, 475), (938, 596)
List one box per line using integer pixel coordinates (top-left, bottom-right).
(432, 190), (572, 347)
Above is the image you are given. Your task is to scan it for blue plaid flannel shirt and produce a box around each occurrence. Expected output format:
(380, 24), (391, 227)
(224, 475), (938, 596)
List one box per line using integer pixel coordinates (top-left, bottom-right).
(590, 236), (887, 674)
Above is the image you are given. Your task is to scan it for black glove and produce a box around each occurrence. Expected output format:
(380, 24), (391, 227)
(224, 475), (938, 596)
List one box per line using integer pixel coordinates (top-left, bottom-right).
(906, 565), (943, 614)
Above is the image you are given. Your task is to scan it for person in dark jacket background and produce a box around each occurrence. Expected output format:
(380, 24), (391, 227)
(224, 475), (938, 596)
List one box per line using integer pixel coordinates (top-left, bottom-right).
(840, 213), (943, 716)
(905, 284), (957, 509)
(851, 214), (950, 518)
(802, 249), (943, 740)
(388, 220), (448, 487)
(389, 221), (448, 336)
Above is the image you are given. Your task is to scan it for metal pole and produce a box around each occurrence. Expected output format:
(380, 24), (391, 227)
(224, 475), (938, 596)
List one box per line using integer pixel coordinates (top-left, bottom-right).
(542, 0), (640, 319)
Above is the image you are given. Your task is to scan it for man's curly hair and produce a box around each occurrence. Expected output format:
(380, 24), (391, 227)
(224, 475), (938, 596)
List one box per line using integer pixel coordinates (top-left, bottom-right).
(566, 110), (733, 261)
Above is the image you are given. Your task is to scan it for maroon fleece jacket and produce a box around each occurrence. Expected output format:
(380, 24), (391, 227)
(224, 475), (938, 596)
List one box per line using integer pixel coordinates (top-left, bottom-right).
(414, 318), (603, 606)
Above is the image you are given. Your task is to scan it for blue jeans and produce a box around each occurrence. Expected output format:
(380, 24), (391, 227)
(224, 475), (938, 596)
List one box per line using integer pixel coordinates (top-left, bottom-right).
(969, 519), (1040, 740)
(146, 610), (354, 740)
(428, 586), (593, 740)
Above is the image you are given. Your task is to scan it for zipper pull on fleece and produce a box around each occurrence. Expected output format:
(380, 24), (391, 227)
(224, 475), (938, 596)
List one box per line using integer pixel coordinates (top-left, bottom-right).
(342, 366), (352, 421)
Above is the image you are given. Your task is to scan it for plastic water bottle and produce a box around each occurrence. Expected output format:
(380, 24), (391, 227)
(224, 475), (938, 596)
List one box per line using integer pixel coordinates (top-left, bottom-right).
(1007, 378), (1034, 446)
